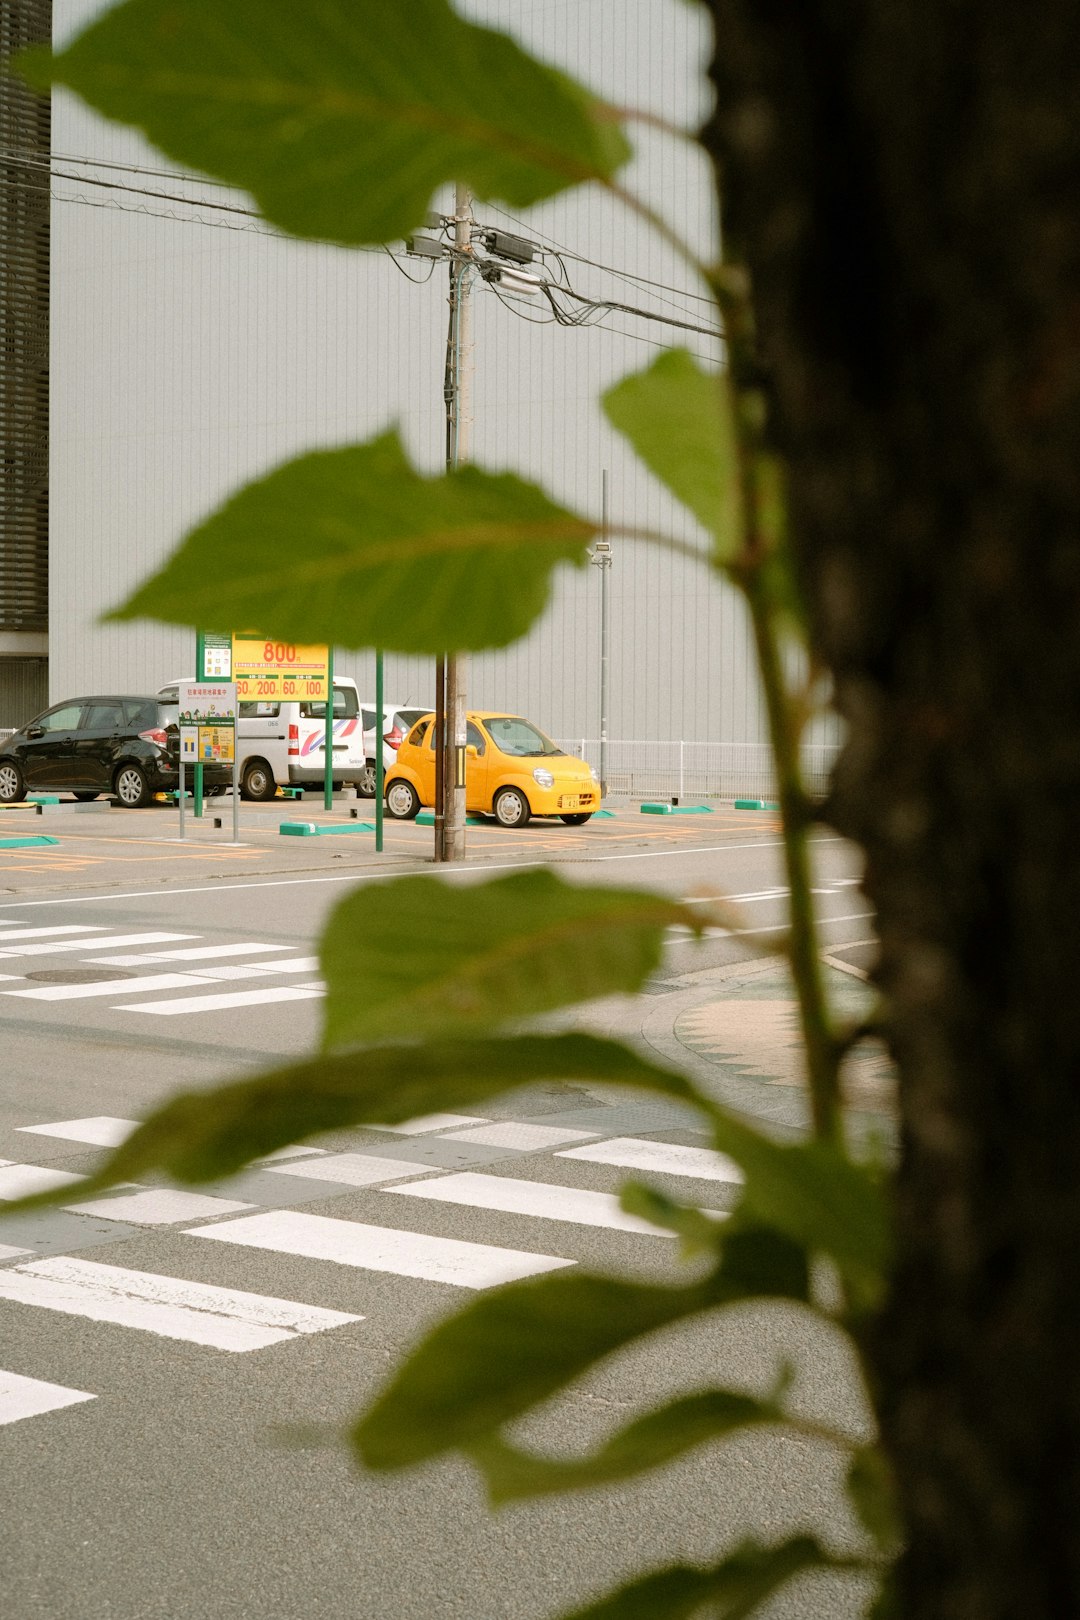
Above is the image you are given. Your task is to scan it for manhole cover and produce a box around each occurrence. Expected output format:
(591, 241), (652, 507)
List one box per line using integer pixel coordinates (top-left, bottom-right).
(24, 967), (136, 984)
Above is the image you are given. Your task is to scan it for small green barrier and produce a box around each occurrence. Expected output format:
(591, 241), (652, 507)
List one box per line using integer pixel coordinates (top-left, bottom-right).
(279, 821), (376, 837)
(27, 794), (61, 805)
(416, 809), (486, 827)
(734, 799), (780, 811)
(640, 802), (713, 815)
(0, 834), (59, 848)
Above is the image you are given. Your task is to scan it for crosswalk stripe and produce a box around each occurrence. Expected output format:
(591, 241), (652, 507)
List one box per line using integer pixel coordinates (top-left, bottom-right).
(0, 932), (197, 959)
(264, 1152), (437, 1188)
(17, 1116), (137, 1147)
(0, 1368), (96, 1426)
(5, 972), (213, 1001)
(0, 1164), (86, 1200)
(0, 1257), (361, 1352)
(120, 983), (325, 1015)
(187, 1210), (575, 1289)
(439, 1122), (600, 1151)
(87, 943), (293, 966)
(64, 1189), (253, 1225)
(0, 925), (106, 942)
(387, 1171), (686, 1235)
(369, 1113), (491, 1135)
(556, 1137), (744, 1184)
(174, 957), (319, 983)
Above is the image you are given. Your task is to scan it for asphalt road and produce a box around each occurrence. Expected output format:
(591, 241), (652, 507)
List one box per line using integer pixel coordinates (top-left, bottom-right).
(0, 805), (879, 1620)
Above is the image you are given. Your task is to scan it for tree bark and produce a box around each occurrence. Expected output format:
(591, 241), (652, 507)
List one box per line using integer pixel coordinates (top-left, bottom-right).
(700, 4), (1080, 1614)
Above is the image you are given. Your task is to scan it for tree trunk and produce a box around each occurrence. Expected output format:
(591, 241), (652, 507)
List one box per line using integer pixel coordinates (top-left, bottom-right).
(701, 4), (1080, 1614)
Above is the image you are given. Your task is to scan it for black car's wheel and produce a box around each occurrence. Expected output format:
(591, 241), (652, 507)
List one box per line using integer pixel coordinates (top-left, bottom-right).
(494, 786), (531, 828)
(0, 759), (26, 804)
(73, 791), (99, 802)
(356, 761), (377, 797)
(113, 762), (152, 808)
(385, 779), (421, 820)
(240, 759), (276, 801)
(560, 812), (593, 825)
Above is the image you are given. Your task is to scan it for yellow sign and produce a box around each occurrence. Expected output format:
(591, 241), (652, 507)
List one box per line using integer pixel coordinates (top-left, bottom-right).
(231, 636), (329, 701)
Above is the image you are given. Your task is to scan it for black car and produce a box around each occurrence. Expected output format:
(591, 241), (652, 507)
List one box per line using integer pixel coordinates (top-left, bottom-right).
(0, 696), (233, 808)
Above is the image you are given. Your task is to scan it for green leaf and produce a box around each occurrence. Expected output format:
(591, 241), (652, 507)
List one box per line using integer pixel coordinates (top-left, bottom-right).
(108, 433), (595, 653)
(0, 1035), (701, 1207)
(845, 1447), (902, 1554)
(471, 1387), (784, 1503)
(603, 349), (743, 563)
(355, 1224), (809, 1470)
(321, 869), (705, 1049)
(618, 1181), (728, 1255)
(557, 1538), (849, 1620)
(24, 0), (630, 245)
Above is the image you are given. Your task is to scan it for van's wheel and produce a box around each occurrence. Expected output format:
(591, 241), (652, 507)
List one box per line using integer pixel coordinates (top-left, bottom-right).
(240, 759), (276, 801)
(560, 812), (593, 825)
(494, 787), (531, 828)
(0, 760), (26, 803)
(356, 761), (377, 797)
(385, 780), (421, 820)
(113, 763), (152, 808)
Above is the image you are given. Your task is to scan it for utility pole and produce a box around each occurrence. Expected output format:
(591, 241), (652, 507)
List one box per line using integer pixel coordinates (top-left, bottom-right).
(438, 183), (474, 862)
(592, 469), (613, 797)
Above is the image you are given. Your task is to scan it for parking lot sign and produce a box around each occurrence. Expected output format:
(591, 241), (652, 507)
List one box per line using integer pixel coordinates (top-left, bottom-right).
(231, 636), (329, 701)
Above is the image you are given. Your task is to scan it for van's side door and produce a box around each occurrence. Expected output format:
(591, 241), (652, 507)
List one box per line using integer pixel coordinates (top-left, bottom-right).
(238, 700), (288, 786)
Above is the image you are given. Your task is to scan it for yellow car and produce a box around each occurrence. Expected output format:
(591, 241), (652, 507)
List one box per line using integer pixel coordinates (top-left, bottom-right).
(384, 711), (600, 827)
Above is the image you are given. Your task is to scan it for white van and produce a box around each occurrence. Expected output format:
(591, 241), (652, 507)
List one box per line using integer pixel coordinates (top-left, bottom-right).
(158, 678), (368, 800)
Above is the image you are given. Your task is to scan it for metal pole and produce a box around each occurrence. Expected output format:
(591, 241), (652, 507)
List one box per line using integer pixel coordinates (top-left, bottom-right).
(194, 628), (205, 817)
(599, 470), (611, 800)
(232, 719), (239, 843)
(375, 649), (384, 852)
(324, 647), (334, 812)
(442, 182), (473, 862)
(178, 752), (185, 839)
(434, 653), (445, 861)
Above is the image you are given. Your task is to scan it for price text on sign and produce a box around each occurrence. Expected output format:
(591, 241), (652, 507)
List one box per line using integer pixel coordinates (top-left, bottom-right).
(231, 636), (329, 700)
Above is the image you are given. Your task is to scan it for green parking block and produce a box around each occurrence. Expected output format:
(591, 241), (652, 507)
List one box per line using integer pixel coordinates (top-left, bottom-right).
(27, 794), (61, 805)
(0, 834), (59, 848)
(593, 809), (615, 818)
(279, 820), (376, 837)
(277, 787), (305, 800)
(415, 810), (486, 827)
(640, 802), (714, 815)
(734, 799), (780, 811)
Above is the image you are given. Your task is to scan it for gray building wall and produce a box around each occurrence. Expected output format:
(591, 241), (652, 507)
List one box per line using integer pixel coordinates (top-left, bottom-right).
(48, 0), (820, 756)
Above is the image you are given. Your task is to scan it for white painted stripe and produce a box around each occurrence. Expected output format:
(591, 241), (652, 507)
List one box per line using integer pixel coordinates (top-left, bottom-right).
(0, 1368), (96, 1426)
(256, 1145), (328, 1162)
(64, 1189), (253, 1224)
(388, 1172), (684, 1235)
(369, 1113), (491, 1135)
(5, 972), (212, 1002)
(188, 1210), (575, 1289)
(17, 1116), (137, 1148)
(557, 1137), (744, 1184)
(88, 943), (293, 966)
(440, 1122), (599, 1151)
(0, 1164), (86, 1200)
(0, 1257), (360, 1352)
(0, 932), (197, 959)
(0, 1244), (31, 1261)
(0, 925), (106, 942)
(120, 983), (326, 1015)
(264, 1152), (436, 1188)
(182, 957), (318, 982)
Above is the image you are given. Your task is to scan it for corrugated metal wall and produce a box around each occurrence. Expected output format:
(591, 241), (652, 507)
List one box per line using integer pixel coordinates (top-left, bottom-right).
(49, 0), (834, 754)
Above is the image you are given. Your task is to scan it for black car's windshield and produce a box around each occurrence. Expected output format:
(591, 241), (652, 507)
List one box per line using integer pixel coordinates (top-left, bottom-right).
(481, 716), (564, 758)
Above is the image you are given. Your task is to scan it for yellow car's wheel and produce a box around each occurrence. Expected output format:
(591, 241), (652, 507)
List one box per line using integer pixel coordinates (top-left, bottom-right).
(560, 813), (593, 825)
(386, 779), (421, 820)
(494, 786), (531, 828)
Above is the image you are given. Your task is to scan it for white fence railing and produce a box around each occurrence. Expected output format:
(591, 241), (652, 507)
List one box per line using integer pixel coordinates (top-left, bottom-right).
(554, 739), (840, 802)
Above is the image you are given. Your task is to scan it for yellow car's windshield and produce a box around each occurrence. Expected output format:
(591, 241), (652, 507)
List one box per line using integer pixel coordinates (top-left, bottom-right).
(482, 716), (563, 758)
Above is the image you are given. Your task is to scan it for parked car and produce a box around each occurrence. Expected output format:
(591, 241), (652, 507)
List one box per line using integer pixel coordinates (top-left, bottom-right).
(0, 695), (232, 807)
(384, 711), (600, 827)
(357, 702), (432, 796)
(159, 677), (369, 800)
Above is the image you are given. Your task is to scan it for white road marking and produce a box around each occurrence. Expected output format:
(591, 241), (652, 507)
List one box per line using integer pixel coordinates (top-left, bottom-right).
(88, 943), (294, 966)
(0, 1164), (86, 1200)
(0, 1244), (31, 1261)
(17, 1116), (138, 1148)
(264, 1152), (437, 1188)
(0, 925), (106, 942)
(557, 1137), (744, 1184)
(181, 957), (319, 982)
(0, 1257), (360, 1352)
(120, 983), (325, 1015)
(256, 1145), (328, 1162)
(188, 1210), (575, 1289)
(5, 972), (212, 1001)
(64, 1189), (253, 1225)
(388, 1171), (691, 1236)
(440, 1122), (600, 1151)
(0, 1368), (96, 1426)
(0, 932), (197, 959)
(369, 1113), (491, 1135)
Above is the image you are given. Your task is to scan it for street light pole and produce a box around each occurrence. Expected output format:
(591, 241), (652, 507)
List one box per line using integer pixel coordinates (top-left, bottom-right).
(440, 183), (474, 862)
